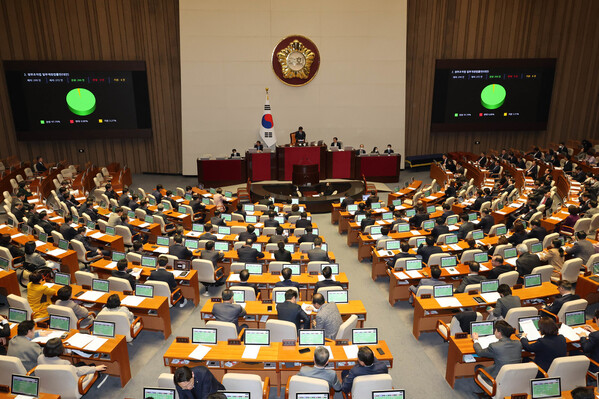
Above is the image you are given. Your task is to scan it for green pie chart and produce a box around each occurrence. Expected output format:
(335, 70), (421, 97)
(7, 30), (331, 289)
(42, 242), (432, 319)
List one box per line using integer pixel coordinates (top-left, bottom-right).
(480, 84), (506, 110)
(66, 88), (96, 116)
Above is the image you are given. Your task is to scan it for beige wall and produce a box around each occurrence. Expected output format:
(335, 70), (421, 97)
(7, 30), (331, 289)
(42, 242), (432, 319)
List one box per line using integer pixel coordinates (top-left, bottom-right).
(180, 0), (407, 175)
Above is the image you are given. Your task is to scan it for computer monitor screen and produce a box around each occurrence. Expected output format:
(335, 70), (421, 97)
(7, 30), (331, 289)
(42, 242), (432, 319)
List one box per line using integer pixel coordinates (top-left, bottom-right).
(128, 210), (136, 218)
(232, 290), (245, 303)
(8, 308), (27, 323)
(202, 198), (210, 205)
(530, 377), (561, 399)
(446, 215), (458, 225)
(297, 394), (329, 399)
(192, 223), (204, 232)
(440, 256), (457, 267)
(221, 392), (251, 399)
(396, 223), (410, 233)
(192, 328), (217, 344)
(38, 232), (48, 243)
(291, 198), (299, 205)
(474, 252), (488, 263)
(472, 230), (484, 240)
(105, 226), (116, 236)
(21, 224), (31, 235)
(433, 284), (453, 298)
(426, 205), (436, 214)
(112, 251), (126, 261)
(495, 225), (507, 236)
(54, 272), (70, 286)
(322, 263), (339, 275)
(372, 390), (405, 399)
(524, 274), (542, 288)
(518, 316), (540, 332)
(251, 243), (262, 251)
(320, 243), (328, 252)
(177, 206), (187, 214)
(58, 239), (69, 250)
(352, 328), (378, 345)
(49, 314), (70, 331)
(284, 243), (295, 253)
(385, 240), (401, 251)
(92, 278), (109, 292)
(11, 375), (39, 397)
(564, 310), (586, 327)
(184, 239), (199, 250)
(468, 213), (477, 221)
(156, 236), (170, 246)
(503, 248), (517, 259)
(371, 202), (382, 210)
(245, 263), (262, 275)
(288, 263), (301, 275)
(298, 329), (325, 346)
(274, 290), (286, 304)
(243, 329), (270, 345)
(243, 204), (255, 212)
(214, 241), (229, 251)
(174, 259), (191, 271)
(87, 221), (97, 230)
(370, 226), (382, 235)
(382, 212), (393, 220)
(593, 262), (599, 275)
(445, 234), (458, 244)
(326, 290), (348, 304)
(145, 215), (154, 223)
(141, 256), (157, 268)
(184, 193), (192, 201)
(405, 209), (416, 217)
(347, 204), (358, 212)
(148, 197), (157, 206)
(355, 214), (365, 223)
(222, 213), (232, 222)
(481, 279), (499, 293)
(245, 215), (258, 223)
(143, 387), (176, 399)
(415, 237), (426, 248)
(470, 321), (494, 336)
(92, 320), (115, 337)
(531, 242), (543, 254)
(218, 226), (231, 235)
(422, 220), (435, 230)
(405, 259), (423, 271)
(135, 284), (154, 298)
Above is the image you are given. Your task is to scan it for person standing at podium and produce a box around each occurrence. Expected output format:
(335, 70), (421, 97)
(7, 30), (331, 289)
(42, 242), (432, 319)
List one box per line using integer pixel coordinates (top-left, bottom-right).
(294, 126), (306, 145)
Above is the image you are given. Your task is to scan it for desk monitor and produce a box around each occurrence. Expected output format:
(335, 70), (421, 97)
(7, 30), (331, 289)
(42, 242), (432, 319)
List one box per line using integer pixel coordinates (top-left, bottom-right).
(503, 248), (517, 259)
(92, 278), (109, 292)
(243, 204), (256, 213)
(184, 193), (193, 201)
(135, 284), (154, 298)
(288, 263), (301, 276)
(468, 213), (478, 222)
(352, 328), (378, 345)
(347, 204), (358, 213)
(11, 375), (39, 398)
(495, 225), (507, 236)
(128, 210), (136, 218)
(371, 202), (382, 210)
(312, 228), (319, 236)
(214, 241), (229, 251)
(143, 387), (176, 399)
(87, 221), (97, 230)
(92, 320), (116, 338)
(218, 226), (231, 235)
(564, 310), (586, 327)
(8, 308), (27, 323)
(273, 216), (284, 224)
(202, 197), (210, 205)
(396, 223), (410, 233)
(54, 272), (71, 286)
(162, 201), (172, 211)
(251, 243), (262, 252)
(524, 274), (542, 288)
(472, 229), (484, 240)
(370, 226), (382, 235)
(220, 392), (251, 399)
(385, 240), (401, 251)
(531, 242), (543, 254)
(192, 327), (217, 344)
(6, 217), (14, 227)
(232, 290), (246, 303)
(243, 329), (270, 345)
(445, 234), (458, 244)
(245, 263), (263, 275)
(426, 205), (436, 214)
(112, 251), (126, 262)
(470, 321), (494, 336)
(415, 237), (426, 248)
(284, 243), (295, 253)
(58, 239), (69, 251)
(372, 390), (405, 399)
(222, 213), (232, 222)
(156, 236), (170, 246)
(446, 215), (459, 225)
(298, 329), (325, 346)
(291, 198), (299, 205)
(209, 188), (217, 194)
(433, 284), (454, 298)
(297, 394), (329, 399)
(49, 314), (70, 331)
(355, 214), (365, 224)
(317, 243), (328, 252)
(145, 215), (154, 223)
(105, 226), (116, 236)
(518, 316), (540, 332)
(38, 231), (48, 243)
(405, 209), (416, 217)
(148, 197), (157, 206)
(530, 377), (561, 399)
(174, 259), (191, 271)
(72, 215), (79, 224)
(382, 212), (393, 220)
(326, 290), (348, 304)
(362, 194), (371, 201)
(192, 223), (204, 233)
(392, 199), (402, 206)
(274, 290), (286, 304)
(422, 220), (435, 230)
(21, 224), (32, 235)
(440, 256), (457, 268)
(473, 252), (488, 263)
(322, 263), (339, 275)
(0, 256), (9, 271)
(184, 239), (199, 250)
(480, 279), (499, 294)
(593, 262), (599, 275)
(245, 215), (258, 223)
(141, 256), (157, 268)
(405, 259), (423, 271)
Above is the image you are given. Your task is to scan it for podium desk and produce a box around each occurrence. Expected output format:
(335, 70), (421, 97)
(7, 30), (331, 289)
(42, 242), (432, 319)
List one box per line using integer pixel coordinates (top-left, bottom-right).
(197, 158), (247, 188)
(200, 300), (366, 329)
(355, 154), (401, 183)
(0, 270), (20, 297)
(277, 145), (326, 181)
(246, 151), (277, 181)
(292, 164), (319, 186)
(326, 150), (356, 179)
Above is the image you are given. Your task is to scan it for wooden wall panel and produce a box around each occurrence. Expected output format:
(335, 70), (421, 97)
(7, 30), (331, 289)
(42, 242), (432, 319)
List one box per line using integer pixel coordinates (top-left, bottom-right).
(406, 0), (599, 157)
(0, 0), (181, 174)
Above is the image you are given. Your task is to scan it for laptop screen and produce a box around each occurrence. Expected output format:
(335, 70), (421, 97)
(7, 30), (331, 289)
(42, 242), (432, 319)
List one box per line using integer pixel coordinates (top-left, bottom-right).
(468, 213), (477, 221)
(218, 226), (231, 235)
(38, 232), (48, 243)
(382, 212), (393, 220)
(58, 239), (69, 250)
(214, 241), (229, 251)
(284, 243), (295, 252)
(202, 198), (210, 205)
(396, 223), (410, 233)
(135, 284), (154, 298)
(472, 230), (484, 240)
(156, 236), (170, 246)
(322, 263), (339, 275)
(531, 242), (543, 254)
(174, 259), (191, 271)
(524, 274), (542, 288)
(54, 272), (71, 286)
(128, 210), (136, 218)
(470, 321), (494, 336)
(232, 290), (245, 303)
(518, 316), (540, 332)
(141, 256), (157, 268)
(530, 377), (561, 399)
(144, 215), (154, 223)
(21, 224), (31, 235)
(274, 290), (286, 304)
(326, 290), (348, 304)
(385, 240), (401, 251)
(221, 392), (251, 399)
(446, 215), (458, 225)
(495, 225), (507, 236)
(503, 248), (517, 259)
(440, 256), (457, 268)
(445, 234), (458, 244)
(564, 310), (586, 327)
(49, 314), (70, 331)
(143, 387), (176, 399)
(422, 220), (435, 230)
(245, 263), (263, 275)
(192, 223), (204, 232)
(352, 328), (378, 345)
(184, 239), (199, 250)
(245, 215), (258, 223)
(415, 237), (426, 248)
(291, 198), (299, 205)
(297, 395), (328, 399)
(112, 251), (126, 262)
(433, 284), (453, 298)
(244, 329), (270, 345)
(405, 259), (423, 271)
(243, 204), (255, 212)
(372, 390), (405, 399)
(481, 279), (499, 293)
(298, 329), (325, 346)
(92, 278), (109, 292)
(11, 375), (39, 397)
(192, 327), (217, 344)
(473, 252), (488, 263)
(92, 321), (116, 338)
(8, 308), (27, 323)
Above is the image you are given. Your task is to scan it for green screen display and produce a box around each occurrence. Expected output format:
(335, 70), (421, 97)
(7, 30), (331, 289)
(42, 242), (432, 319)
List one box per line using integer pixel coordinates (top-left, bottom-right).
(531, 379), (560, 398)
(92, 279), (109, 292)
(8, 308), (27, 323)
(434, 285), (453, 298)
(54, 272), (70, 286)
(471, 322), (494, 336)
(373, 391), (405, 399)
(405, 260), (422, 270)
(143, 388), (175, 399)
(524, 274), (541, 288)
(396, 224), (409, 233)
(142, 256), (157, 267)
(192, 328), (217, 344)
(12, 376), (38, 396)
(135, 285), (154, 298)
(481, 280), (499, 293)
(244, 330), (269, 345)
(352, 328), (377, 344)
(93, 322), (115, 337)
(327, 290), (348, 303)
(232, 290), (245, 303)
(50, 315), (69, 331)
(565, 311), (585, 327)
(245, 264), (262, 275)
(441, 256), (457, 267)
(299, 330), (324, 346)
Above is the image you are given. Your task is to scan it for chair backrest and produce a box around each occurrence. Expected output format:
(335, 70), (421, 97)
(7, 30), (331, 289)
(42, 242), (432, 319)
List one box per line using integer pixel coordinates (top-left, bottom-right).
(0, 356), (27, 386)
(587, 253), (599, 271)
(497, 271), (519, 287)
(262, 227), (277, 236)
(294, 228), (306, 237)
(266, 319), (297, 342)
(427, 253), (445, 267)
(336, 314), (358, 340)
(192, 259), (217, 283)
(561, 258), (583, 282)
(96, 311), (135, 341)
(233, 241), (245, 251)
(107, 276), (132, 292)
(415, 285), (434, 297)
(231, 225), (246, 235)
(299, 242), (313, 253)
(229, 285), (257, 301)
(522, 238), (539, 253)
(436, 233), (452, 244)
(264, 243), (279, 252)
(493, 362), (540, 399)
(461, 249), (482, 263)
(7, 294), (34, 320)
(316, 286), (344, 296)
(0, 247), (14, 265)
(145, 280), (174, 306)
(126, 252), (142, 264)
(505, 307), (537, 330)
(463, 283), (480, 293)
(157, 373), (177, 398)
(75, 270), (96, 286)
(588, 213), (599, 234)
(307, 261), (327, 273)
(557, 299), (587, 322)
(51, 230), (64, 243)
(351, 374), (393, 398)
(134, 208), (147, 220)
(575, 218), (592, 234)
(97, 219), (108, 232)
(206, 320), (238, 341)
(488, 224), (506, 236)
(494, 244), (513, 259)
(47, 304), (79, 330)
(448, 312), (483, 335)
(286, 376), (329, 398)
(268, 261), (287, 274)
(531, 265), (553, 283)
(163, 254), (178, 267)
(35, 364), (82, 399)
(230, 262), (246, 273)
(222, 373), (264, 398)
(271, 286), (299, 300)
(547, 355), (590, 391)
(115, 225), (133, 246)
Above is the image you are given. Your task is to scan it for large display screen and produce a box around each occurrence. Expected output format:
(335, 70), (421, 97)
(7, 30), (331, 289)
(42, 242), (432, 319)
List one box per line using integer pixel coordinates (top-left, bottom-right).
(431, 59), (556, 132)
(4, 60), (151, 140)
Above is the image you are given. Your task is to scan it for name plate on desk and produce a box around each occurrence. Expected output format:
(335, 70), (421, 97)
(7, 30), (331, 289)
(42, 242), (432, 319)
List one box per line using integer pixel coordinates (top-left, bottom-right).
(228, 339), (241, 345)
(211, 298), (222, 302)
(270, 271), (280, 275)
(176, 337), (190, 343)
(262, 299), (273, 304)
(282, 339), (296, 347)
(455, 332), (468, 339)
(335, 339), (348, 346)
(513, 284), (523, 290)
(421, 294), (431, 299)
(123, 290), (134, 296)
(309, 271), (319, 275)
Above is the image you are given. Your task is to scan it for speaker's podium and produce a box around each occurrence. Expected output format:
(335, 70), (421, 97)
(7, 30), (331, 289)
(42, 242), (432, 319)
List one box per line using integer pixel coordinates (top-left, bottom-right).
(276, 141), (326, 183)
(292, 163), (319, 186)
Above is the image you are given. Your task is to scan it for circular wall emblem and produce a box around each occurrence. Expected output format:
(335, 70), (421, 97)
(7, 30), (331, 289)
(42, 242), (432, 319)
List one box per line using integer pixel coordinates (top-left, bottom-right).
(272, 35), (320, 87)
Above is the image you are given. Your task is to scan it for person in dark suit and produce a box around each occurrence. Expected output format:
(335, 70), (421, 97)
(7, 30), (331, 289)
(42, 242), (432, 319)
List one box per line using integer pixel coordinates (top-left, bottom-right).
(538, 190), (553, 211)
(526, 163), (539, 179)
(118, 188), (131, 207)
(11, 201), (26, 223)
(237, 239), (264, 262)
(456, 213), (474, 240)
(563, 156), (574, 173)
(151, 184), (163, 205)
(472, 320), (522, 381)
(386, 242), (415, 268)
(341, 346), (388, 393)
(488, 284), (521, 320)
(455, 261), (486, 293)
(486, 255), (513, 279)
(294, 126), (306, 143)
(210, 210), (226, 227)
(200, 240), (224, 268)
(440, 203), (454, 223)
(566, 231), (596, 264)
(527, 219), (547, 243)
(541, 281), (580, 319)
(383, 144), (394, 154)
(471, 190), (486, 211)
(417, 235), (444, 264)
(430, 217), (449, 242)
(264, 211), (280, 228)
(276, 289), (309, 329)
(199, 224), (218, 241)
(573, 166), (587, 183)
(229, 148), (241, 158)
(409, 205), (429, 229)
(313, 265), (342, 295)
(520, 317), (566, 376)
(189, 194), (206, 215)
(339, 197), (354, 210)
(273, 241), (292, 261)
(169, 234), (193, 260)
(59, 215), (78, 241)
(356, 144), (366, 155)
(112, 259), (137, 290)
(295, 212), (312, 229)
(174, 365), (224, 398)
(579, 309), (599, 372)
(275, 267), (301, 290)
(360, 211), (376, 232)
(515, 243), (542, 277)
(478, 208), (495, 235)
(269, 226), (288, 244)
(298, 226), (318, 243)
(238, 224), (258, 243)
(212, 289), (247, 332)
(254, 141), (264, 151)
(508, 222), (527, 246)
(37, 211), (57, 235)
(237, 269), (259, 297)
(477, 152), (488, 167)
(307, 237), (329, 262)
(80, 200), (99, 221)
(149, 256), (186, 306)
(34, 156), (47, 172)
(408, 265), (445, 298)
(444, 181), (457, 199)
(330, 137), (342, 149)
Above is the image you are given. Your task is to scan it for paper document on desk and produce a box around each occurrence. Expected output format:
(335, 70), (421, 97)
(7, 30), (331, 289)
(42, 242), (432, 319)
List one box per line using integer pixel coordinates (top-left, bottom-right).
(78, 291), (105, 302)
(394, 271), (409, 280)
(476, 335), (499, 349)
(242, 345), (261, 359)
(445, 267), (460, 275)
(480, 292), (501, 303)
(153, 247), (169, 254)
(138, 222), (150, 228)
(371, 234), (382, 240)
(105, 261), (118, 269)
(130, 268), (142, 278)
(343, 345), (359, 359)
(177, 214), (186, 219)
(373, 208), (385, 213)
(28, 198), (40, 203)
(189, 344), (212, 360)
(411, 231), (420, 236)
(318, 275), (336, 281)
(35, 240), (45, 247)
(32, 331), (64, 344)
(186, 231), (201, 237)
(375, 220), (386, 225)
(505, 258), (517, 267)
(90, 232), (105, 239)
(71, 350), (93, 358)
(435, 297), (462, 308)
(377, 249), (392, 257)
(215, 234), (226, 239)
(50, 216), (62, 222)
(448, 225), (459, 231)
(11, 233), (24, 239)
(229, 274), (241, 282)
(66, 333), (95, 348)
(43, 283), (56, 289)
(426, 196), (437, 200)
(449, 244), (462, 251)
(170, 270), (185, 278)
(84, 337), (108, 351)
(47, 248), (67, 257)
(301, 303), (313, 315)
(520, 320), (541, 341)
(237, 303), (246, 309)
(558, 324), (587, 342)
(479, 265), (489, 272)
(405, 270), (422, 279)
(121, 296), (145, 307)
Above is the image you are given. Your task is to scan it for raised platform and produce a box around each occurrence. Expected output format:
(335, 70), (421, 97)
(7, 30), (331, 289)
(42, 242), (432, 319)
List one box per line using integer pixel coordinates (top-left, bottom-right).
(250, 180), (364, 213)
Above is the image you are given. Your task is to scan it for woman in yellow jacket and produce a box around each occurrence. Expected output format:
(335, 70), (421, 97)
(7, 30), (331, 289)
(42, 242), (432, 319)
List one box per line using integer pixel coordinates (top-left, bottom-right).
(27, 271), (54, 319)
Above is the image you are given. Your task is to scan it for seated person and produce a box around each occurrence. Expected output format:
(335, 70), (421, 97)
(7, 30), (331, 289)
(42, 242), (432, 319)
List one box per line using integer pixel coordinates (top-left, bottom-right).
(27, 271), (54, 319)
(360, 211), (376, 232)
(174, 365), (225, 398)
(456, 213), (474, 240)
(169, 234), (193, 260)
(111, 258), (137, 290)
(455, 261), (486, 293)
(540, 280), (580, 319)
(98, 294), (135, 324)
(237, 269), (259, 296)
(34, 156), (47, 172)
(566, 231), (595, 265)
(199, 223), (218, 241)
(253, 141), (264, 151)
(212, 289), (247, 332)
(409, 205), (429, 229)
(38, 338), (106, 374)
(238, 224), (258, 243)
(307, 293), (342, 339)
(330, 137), (342, 149)
(515, 243), (542, 278)
(200, 240), (225, 268)
(537, 239), (565, 278)
(408, 265), (444, 296)
(237, 239), (264, 262)
(298, 226), (317, 243)
(273, 241), (292, 262)
(268, 226), (288, 244)
(295, 212), (312, 229)
(487, 284), (521, 320)
(386, 242), (415, 268)
(417, 235), (443, 264)
(24, 240), (47, 269)
(313, 265), (342, 295)
(210, 210), (226, 226)
(0, 233), (24, 257)
(298, 346), (342, 391)
(520, 317), (567, 377)
(307, 237), (329, 262)
(479, 208), (494, 235)
(430, 217), (449, 242)
(383, 144), (394, 154)
(276, 289), (309, 330)
(55, 285), (95, 328)
(275, 267), (301, 290)
(264, 211), (280, 228)
(472, 320), (522, 382)
(341, 346), (388, 393)
(486, 255), (512, 279)
(508, 221), (527, 245)
(229, 148), (240, 158)
(7, 320), (43, 370)
(578, 309), (599, 372)
(73, 227), (107, 258)
(285, 204), (302, 219)
(149, 256), (187, 307)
